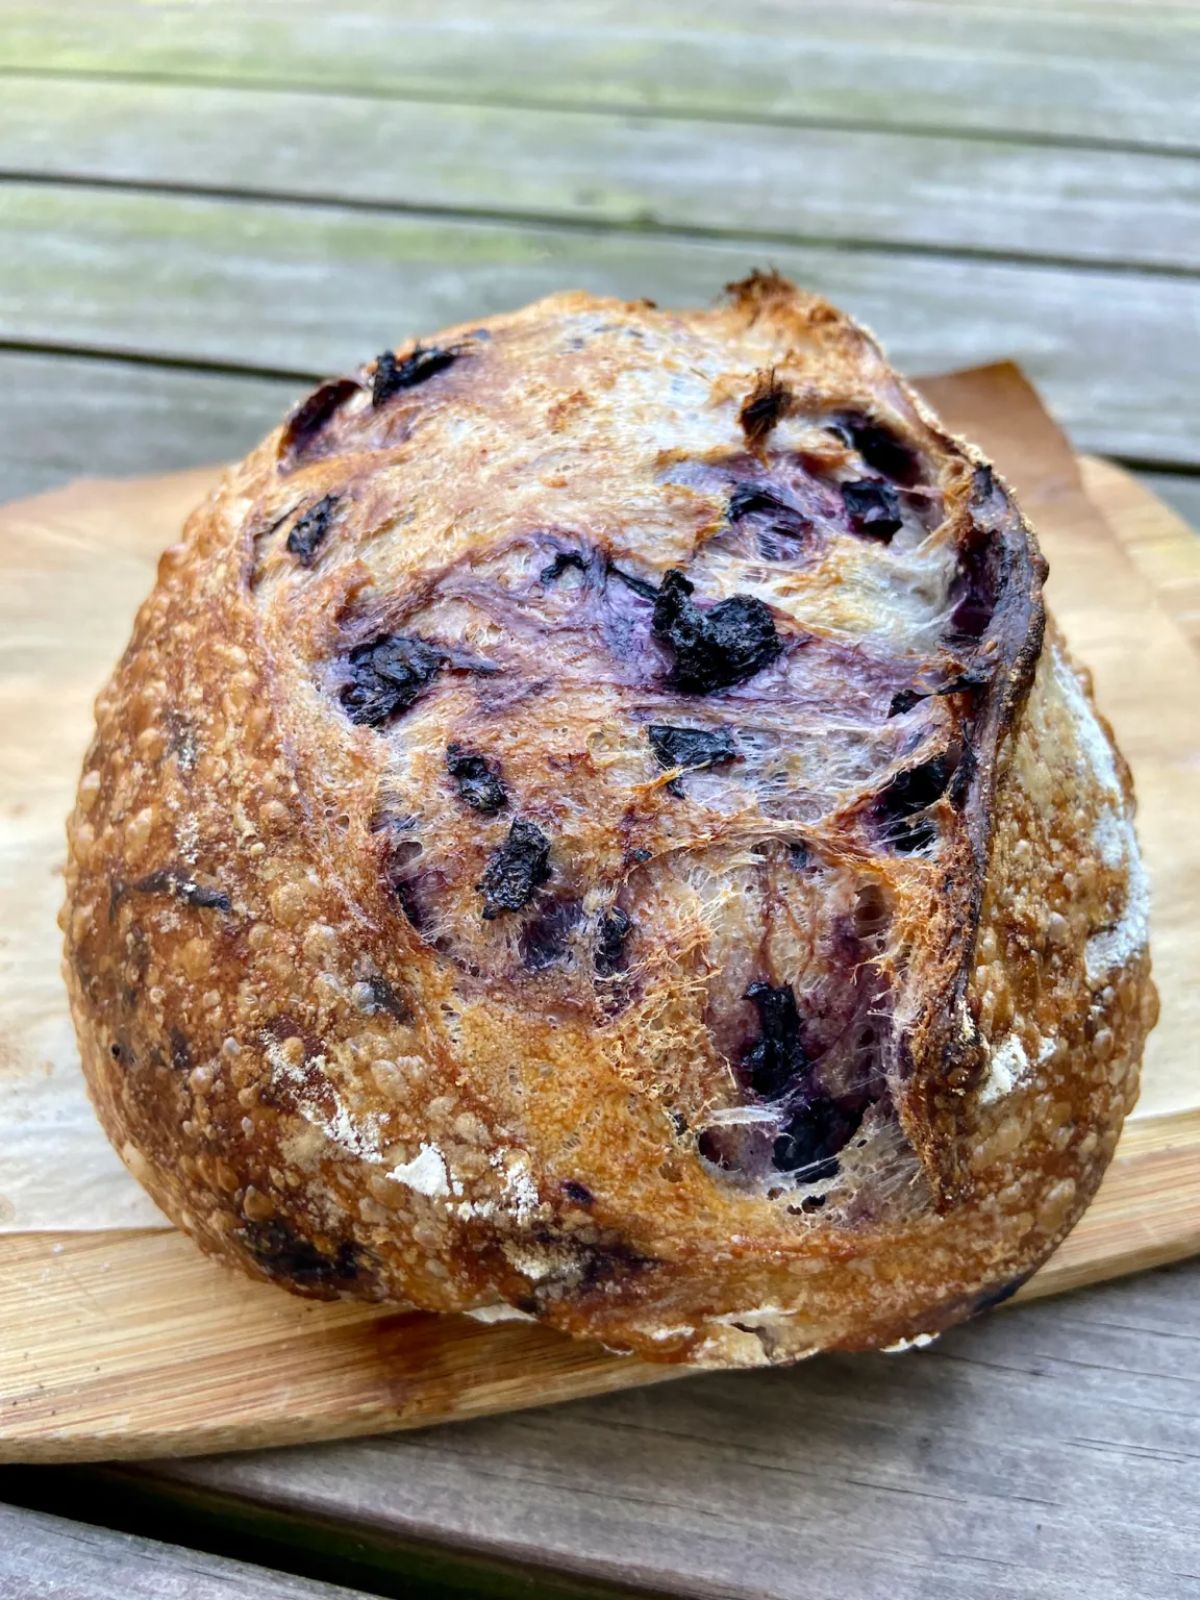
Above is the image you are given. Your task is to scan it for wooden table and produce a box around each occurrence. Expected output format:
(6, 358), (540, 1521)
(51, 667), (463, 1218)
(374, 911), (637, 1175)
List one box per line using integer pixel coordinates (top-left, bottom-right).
(1, 5), (1198, 1596)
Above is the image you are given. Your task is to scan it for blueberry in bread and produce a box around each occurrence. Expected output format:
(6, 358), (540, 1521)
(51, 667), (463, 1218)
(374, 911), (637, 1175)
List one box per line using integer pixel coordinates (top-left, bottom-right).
(61, 275), (1157, 1366)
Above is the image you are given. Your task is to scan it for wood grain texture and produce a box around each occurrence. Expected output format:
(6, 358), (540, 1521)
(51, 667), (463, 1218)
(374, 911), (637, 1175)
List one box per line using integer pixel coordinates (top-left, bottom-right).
(0, 1229), (676, 1465)
(2, 182), (1198, 464)
(0, 1501), (370, 1598)
(3, 76), (1198, 271)
(1, 0), (1197, 150)
(1, 370), (1197, 1465)
(156, 1258), (1200, 1600)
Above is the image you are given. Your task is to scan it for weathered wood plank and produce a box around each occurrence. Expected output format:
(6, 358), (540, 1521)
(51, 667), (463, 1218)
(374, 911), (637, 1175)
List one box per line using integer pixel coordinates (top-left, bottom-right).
(155, 1261), (1200, 1600)
(0, 1502), (368, 1599)
(3, 77), (1199, 272)
(0, 1), (1197, 150)
(2, 183), (1197, 465)
(0, 351), (298, 499)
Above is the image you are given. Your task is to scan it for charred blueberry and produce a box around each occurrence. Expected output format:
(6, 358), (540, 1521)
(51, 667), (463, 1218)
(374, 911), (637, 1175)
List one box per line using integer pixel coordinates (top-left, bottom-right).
(772, 1096), (862, 1181)
(888, 689), (923, 717)
(743, 981), (809, 1100)
(562, 1179), (594, 1207)
(572, 1237), (656, 1295)
(648, 724), (738, 791)
(889, 667), (990, 719)
(831, 413), (919, 485)
(944, 665), (992, 695)
(358, 974), (412, 1023)
(729, 484), (782, 522)
(874, 753), (959, 852)
(286, 493), (339, 566)
(280, 377), (360, 459)
(239, 1219), (366, 1292)
(121, 869), (231, 913)
(185, 878), (231, 911)
(842, 479), (903, 541)
(726, 483), (812, 557)
(372, 344), (459, 406)
(480, 819), (552, 919)
(652, 569), (781, 694)
(595, 905), (632, 977)
(340, 634), (445, 727)
(727, 483), (806, 529)
(446, 743), (508, 815)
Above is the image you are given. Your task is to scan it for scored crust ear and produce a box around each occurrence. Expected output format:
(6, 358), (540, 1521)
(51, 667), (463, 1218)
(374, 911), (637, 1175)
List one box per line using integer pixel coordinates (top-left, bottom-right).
(721, 274), (1051, 1205)
(888, 459), (1048, 1204)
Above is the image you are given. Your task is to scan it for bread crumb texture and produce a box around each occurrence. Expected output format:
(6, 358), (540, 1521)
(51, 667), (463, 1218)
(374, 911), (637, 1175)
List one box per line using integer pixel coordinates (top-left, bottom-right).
(62, 276), (1156, 1366)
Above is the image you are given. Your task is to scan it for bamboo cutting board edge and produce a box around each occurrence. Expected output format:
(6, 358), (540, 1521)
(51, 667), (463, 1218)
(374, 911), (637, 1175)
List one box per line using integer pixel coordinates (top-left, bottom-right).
(3, 1105), (1198, 1465)
(1, 438), (1197, 1464)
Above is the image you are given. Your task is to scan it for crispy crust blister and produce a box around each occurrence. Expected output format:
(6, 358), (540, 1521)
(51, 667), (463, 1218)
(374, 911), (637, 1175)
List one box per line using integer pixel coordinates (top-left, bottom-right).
(62, 276), (1156, 1365)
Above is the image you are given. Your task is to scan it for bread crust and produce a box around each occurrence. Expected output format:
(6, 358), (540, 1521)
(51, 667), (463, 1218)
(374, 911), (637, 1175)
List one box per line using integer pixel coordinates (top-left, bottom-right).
(62, 278), (1157, 1366)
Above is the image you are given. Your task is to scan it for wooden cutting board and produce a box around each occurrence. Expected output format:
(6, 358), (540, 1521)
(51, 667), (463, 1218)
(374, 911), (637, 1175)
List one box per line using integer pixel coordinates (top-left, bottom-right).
(1, 367), (1197, 1464)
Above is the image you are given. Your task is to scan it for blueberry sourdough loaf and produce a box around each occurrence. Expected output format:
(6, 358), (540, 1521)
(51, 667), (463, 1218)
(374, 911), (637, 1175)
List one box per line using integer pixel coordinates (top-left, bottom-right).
(61, 275), (1157, 1366)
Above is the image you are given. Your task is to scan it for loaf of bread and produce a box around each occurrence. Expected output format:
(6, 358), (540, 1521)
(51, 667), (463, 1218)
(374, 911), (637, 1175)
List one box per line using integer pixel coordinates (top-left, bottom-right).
(61, 275), (1156, 1366)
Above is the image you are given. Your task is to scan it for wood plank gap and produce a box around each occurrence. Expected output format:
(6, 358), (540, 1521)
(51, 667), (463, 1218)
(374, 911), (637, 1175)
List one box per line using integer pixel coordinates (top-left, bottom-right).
(3, 171), (1197, 286)
(0, 336), (320, 386)
(1106, 454), (1200, 483)
(0, 1501), (372, 1600)
(0, 62), (1194, 163)
(0, 1465), (661, 1600)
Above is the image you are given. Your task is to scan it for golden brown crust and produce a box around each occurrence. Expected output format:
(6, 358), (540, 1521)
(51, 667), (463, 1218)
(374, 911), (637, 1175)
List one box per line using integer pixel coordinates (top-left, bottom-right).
(61, 279), (1156, 1366)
